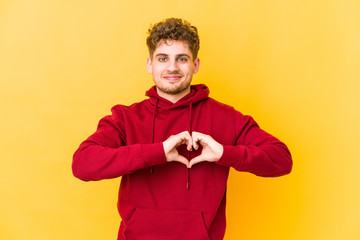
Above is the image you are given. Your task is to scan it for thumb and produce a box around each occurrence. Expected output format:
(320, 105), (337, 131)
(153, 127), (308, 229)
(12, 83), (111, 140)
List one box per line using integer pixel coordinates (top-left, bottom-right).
(189, 155), (204, 168)
(175, 155), (190, 168)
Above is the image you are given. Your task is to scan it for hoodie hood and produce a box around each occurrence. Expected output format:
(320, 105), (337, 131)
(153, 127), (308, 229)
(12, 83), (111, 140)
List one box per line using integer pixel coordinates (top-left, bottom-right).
(145, 84), (210, 111)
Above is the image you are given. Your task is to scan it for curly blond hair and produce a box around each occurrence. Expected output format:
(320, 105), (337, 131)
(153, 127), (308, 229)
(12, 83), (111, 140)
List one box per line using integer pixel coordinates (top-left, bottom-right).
(146, 18), (200, 59)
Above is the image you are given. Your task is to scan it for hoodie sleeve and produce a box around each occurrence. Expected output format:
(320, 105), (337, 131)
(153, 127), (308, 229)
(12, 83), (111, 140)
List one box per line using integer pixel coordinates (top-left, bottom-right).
(72, 106), (166, 181)
(216, 110), (292, 177)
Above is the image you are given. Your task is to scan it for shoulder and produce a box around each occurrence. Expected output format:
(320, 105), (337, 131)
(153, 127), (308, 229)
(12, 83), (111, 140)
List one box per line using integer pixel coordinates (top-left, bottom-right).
(110, 99), (149, 113)
(204, 97), (237, 113)
(98, 99), (148, 123)
(204, 97), (251, 122)
(98, 99), (149, 130)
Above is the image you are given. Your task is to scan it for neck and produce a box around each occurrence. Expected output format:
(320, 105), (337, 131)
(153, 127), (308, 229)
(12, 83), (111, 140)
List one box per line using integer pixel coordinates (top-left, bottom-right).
(157, 87), (191, 103)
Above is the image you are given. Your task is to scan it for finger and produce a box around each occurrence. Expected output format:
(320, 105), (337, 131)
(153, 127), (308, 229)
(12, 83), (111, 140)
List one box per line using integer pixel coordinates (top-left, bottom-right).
(181, 131), (193, 151)
(163, 131), (191, 155)
(182, 131), (193, 151)
(192, 132), (203, 150)
(175, 131), (192, 147)
(191, 132), (198, 149)
(195, 132), (215, 147)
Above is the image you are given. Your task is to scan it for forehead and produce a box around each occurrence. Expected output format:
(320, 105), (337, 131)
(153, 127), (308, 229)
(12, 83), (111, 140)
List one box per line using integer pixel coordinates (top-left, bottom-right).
(154, 40), (192, 57)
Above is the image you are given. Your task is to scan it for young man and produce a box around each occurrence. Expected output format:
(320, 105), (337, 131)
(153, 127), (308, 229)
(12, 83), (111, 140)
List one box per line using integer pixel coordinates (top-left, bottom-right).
(72, 18), (292, 240)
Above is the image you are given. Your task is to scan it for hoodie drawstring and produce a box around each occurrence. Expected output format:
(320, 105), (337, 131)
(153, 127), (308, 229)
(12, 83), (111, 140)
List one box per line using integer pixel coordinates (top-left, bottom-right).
(150, 98), (159, 174)
(187, 100), (193, 190)
(150, 97), (193, 190)
(145, 85), (209, 189)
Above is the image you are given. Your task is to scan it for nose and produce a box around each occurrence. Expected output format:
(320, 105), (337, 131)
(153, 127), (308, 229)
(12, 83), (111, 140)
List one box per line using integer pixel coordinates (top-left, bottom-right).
(167, 59), (179, 72)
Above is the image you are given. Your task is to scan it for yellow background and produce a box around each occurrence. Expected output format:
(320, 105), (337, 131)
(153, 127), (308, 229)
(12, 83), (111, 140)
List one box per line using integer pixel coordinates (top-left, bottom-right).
(1, 0), (359, 239)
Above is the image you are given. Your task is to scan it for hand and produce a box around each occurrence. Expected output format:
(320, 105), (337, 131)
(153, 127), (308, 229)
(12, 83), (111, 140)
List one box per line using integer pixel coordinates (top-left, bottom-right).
(189, 131), (224, 168)
(163, 131), (193, 168)
(162, 131), (224, 168)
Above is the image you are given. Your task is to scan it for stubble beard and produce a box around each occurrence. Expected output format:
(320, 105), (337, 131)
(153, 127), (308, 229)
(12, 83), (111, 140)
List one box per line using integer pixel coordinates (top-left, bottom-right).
(158, 81), (191, 95)
(156, 76), (192, 96)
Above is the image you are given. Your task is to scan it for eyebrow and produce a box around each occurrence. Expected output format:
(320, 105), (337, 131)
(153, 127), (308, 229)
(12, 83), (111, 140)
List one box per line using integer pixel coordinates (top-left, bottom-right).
(155, 53), (191, 58)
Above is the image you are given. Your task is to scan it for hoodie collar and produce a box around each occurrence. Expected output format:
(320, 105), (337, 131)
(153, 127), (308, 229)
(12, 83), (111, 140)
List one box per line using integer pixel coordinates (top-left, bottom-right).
(146, 84), (210, 111)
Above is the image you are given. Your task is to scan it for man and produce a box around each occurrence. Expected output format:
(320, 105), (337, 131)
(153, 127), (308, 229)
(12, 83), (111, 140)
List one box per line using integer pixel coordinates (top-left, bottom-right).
(72, 18), (292, 240)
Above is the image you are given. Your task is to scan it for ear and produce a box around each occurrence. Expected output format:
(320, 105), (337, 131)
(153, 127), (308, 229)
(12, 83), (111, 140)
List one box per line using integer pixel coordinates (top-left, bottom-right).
(193, 58), (200, 74)
(147, 57), (152, 74)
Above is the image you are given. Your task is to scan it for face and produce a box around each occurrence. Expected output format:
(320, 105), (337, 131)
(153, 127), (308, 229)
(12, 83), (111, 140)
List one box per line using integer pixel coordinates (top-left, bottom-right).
(147, 40), (200, 102)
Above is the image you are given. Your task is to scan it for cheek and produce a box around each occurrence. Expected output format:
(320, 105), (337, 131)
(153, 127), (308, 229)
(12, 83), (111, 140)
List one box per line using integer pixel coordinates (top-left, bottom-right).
(153, 65), (165, 75)
(181, 66), (193, 75)
(155, 70), (164, 78)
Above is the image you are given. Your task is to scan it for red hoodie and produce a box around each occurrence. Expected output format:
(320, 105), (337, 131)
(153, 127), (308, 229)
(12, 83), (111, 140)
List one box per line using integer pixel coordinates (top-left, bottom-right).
(72, 84), (292, 240)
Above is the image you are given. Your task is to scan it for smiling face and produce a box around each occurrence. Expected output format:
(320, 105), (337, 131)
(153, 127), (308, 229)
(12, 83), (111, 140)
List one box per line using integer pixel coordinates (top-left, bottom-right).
(147, 40), (200, 103)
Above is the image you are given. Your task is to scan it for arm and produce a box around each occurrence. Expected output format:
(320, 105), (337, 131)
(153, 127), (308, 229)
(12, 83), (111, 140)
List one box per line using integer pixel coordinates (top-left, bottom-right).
(72, 106), (166, 181)
(189, 111), (292, 177)
(217, 112), (292, 177)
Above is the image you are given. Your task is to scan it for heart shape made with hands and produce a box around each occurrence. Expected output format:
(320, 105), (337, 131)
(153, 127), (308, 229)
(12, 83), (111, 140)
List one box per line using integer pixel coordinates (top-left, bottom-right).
(163, 131), (224, 168)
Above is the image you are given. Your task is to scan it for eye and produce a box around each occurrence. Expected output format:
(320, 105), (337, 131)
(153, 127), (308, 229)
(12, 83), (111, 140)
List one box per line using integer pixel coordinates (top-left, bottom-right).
(178, 57), (188, 62)
(158, 57), (167, 62)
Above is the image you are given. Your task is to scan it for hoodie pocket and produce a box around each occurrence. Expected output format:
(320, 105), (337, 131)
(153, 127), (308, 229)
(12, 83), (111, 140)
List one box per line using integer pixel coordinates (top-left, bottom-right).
(124, 208), (210, 240)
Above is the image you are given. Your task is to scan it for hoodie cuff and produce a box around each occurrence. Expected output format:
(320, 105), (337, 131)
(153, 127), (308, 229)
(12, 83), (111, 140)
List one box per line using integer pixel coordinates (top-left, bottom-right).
(216, 145), (244, 168)
(142, 143), (167, 167)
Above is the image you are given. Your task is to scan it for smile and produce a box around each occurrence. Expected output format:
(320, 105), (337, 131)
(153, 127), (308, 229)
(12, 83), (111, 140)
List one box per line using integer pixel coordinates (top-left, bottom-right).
(163, 75), (183, 81)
